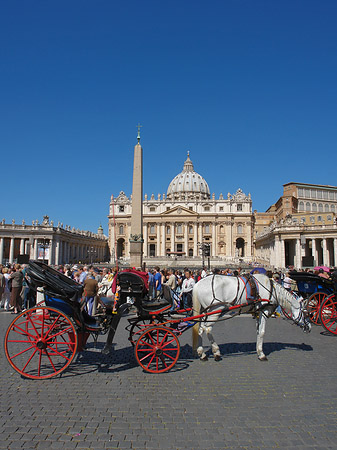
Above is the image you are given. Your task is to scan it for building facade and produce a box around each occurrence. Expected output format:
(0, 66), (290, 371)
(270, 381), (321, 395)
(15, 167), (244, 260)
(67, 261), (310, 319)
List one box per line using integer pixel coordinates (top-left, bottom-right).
(0, 216), (109, 265)
(255, 183), (337, 268)
(108, 153), (254, 266)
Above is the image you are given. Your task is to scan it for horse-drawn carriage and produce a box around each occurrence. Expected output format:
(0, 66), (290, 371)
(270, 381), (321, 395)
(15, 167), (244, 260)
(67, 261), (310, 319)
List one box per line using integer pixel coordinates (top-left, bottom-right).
(4, 262), (311, 379)
(289, 271), (334, 325)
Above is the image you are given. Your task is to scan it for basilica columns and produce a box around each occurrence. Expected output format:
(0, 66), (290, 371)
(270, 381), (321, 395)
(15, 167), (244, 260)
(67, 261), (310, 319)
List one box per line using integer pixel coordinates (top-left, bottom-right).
(193, 224), (198, 256)
(0, 238), (3, 264)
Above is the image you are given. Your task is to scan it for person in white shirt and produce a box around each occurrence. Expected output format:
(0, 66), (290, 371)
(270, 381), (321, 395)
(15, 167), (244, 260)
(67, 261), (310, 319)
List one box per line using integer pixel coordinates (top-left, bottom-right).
(283, 273), (292, 290)
(179, 269), (195, 310)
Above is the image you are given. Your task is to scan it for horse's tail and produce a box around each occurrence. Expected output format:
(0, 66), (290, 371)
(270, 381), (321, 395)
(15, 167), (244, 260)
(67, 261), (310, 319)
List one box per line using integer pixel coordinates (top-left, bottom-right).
(192, 283), (200, 354)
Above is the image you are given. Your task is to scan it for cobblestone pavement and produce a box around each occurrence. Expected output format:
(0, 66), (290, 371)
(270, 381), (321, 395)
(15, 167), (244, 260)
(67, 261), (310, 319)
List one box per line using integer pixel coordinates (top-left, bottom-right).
(1, 310), (337, 450)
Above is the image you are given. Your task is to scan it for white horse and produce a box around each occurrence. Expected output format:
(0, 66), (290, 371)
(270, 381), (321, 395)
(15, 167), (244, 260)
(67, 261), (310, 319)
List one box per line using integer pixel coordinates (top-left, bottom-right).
(192, 274), (311, 361)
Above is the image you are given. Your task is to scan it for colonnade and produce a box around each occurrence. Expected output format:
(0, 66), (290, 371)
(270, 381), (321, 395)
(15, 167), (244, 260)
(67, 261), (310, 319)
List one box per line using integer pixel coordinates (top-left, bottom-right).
(264, 235), (337, 268)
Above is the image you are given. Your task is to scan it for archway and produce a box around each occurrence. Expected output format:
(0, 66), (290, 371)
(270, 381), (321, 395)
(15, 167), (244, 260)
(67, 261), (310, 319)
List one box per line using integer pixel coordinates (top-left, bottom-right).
(235, 238), (245, 257)
(117, 238), (125, 259)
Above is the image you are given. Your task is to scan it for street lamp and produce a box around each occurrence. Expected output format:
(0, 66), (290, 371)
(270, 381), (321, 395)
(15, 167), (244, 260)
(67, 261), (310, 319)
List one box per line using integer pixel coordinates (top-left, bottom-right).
(38, 238), (49, 264)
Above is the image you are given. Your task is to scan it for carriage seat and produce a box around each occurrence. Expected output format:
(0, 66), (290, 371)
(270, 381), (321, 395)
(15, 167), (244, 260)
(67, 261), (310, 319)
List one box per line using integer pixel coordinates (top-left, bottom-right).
(141, 298), (171, 311)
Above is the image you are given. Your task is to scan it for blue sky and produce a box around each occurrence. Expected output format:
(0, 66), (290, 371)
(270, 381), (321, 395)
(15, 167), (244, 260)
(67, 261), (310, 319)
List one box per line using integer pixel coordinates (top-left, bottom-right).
(1, 0), (336, 233)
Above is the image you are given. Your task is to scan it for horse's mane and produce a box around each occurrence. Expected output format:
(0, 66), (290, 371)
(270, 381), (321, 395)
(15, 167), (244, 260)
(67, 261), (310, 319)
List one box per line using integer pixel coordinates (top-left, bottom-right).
(272, 281), (299, 313)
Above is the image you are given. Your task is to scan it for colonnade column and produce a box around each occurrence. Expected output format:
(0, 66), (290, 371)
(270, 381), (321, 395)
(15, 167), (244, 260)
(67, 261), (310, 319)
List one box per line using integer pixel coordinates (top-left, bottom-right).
(20, 239), (25, 255)
(322, 238), (328, 266)
(0, 238), (4, 264)
(49, 239), (54, 265)
(161, 223), (165, 256)
(156, 225), (161, 257)
(184, 224), (188, 257)
(55, 239), (60, 265)
(280, 238), (285, 268)
(171, 223), (175, 253)
(197, 222), (203, 244)
(334, 238), (337, 267)
(311, 239), (316, 266)
(193, 223), (198, 256)
(33, 239), (38, 260)
(143, 224), (148, 257)
(296, 238), (302, 268)
(9, 238), (15, 264)
(211, 223), (216, 257)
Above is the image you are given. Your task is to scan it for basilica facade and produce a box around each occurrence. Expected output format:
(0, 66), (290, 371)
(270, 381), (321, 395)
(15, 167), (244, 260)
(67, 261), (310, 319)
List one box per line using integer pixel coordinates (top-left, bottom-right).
(108, 153), (254, 266)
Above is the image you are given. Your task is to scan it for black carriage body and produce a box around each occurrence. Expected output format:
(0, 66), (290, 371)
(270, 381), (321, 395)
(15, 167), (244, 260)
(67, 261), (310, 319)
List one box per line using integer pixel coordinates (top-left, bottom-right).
(289, 271), (334, 297)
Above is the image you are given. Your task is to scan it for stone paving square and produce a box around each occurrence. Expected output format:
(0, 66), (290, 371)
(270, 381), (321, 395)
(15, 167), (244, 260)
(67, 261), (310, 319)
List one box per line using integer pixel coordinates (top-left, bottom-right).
(1, 310), (337, 450)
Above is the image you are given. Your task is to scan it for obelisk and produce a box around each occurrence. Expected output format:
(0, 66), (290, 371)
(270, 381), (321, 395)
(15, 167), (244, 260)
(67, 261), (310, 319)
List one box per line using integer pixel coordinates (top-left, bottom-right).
(129, 124), (143, 268)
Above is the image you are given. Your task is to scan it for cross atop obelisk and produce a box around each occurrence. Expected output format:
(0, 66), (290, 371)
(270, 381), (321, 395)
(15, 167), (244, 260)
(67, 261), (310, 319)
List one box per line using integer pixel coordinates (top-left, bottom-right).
(137, 123), (142, 143)
(129, 125), (144, 268)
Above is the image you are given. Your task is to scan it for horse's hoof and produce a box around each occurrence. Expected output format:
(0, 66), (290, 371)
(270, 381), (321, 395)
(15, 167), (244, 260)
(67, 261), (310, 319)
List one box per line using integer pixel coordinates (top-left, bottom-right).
(200, 355), (208, 362)
(258, 355), (268, 361)
(214, 355), (221, 361)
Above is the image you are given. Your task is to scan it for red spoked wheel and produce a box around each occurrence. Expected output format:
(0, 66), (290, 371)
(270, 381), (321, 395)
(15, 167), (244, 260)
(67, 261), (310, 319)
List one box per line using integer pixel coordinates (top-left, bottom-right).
(4, 306), (78, 379)
(306, 292), (328, 325)
(319, 295), (337, 335)
(135, 326), (180, 373)
(128, 318), (161, 346)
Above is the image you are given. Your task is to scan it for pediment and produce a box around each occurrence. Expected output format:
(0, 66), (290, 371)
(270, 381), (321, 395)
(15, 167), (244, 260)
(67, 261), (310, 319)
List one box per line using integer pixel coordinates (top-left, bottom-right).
(161, 206), (198, 216)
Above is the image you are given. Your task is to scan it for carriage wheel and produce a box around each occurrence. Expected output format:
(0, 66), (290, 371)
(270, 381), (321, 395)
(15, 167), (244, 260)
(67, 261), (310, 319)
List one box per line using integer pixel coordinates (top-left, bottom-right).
(128, 318), (160, 346)
(319, 295), (337, 335)
(306, 292), (328, 325)
(135, 326), (180, 373)
(4, 306), (78, 379)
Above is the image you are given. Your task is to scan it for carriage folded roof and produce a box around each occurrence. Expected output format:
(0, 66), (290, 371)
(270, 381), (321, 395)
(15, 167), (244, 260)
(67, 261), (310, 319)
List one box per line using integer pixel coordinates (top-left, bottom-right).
(26, 260), (83, 299)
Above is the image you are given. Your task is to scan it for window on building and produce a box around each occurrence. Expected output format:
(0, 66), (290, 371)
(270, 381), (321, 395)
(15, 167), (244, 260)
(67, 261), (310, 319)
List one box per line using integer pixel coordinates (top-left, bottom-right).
(317, 216), (322, 222)
(149, 244), (156, 257)
(323, 190), (328, 200)
(311, 189), (316, 198)
(149, 207), (156, 212)
(176, 224), (182, 234)
(189, 226), (193, 234)
(237, 224), (243, 234)
(220, 225), (224, 233)
(188, 248), (193, 257)
(237, 204), (242, 211)
(327, 215), (332, 221)
(325, 204), (329, 212)
(166, 226), (170, 234)
(317, 190), (322, 199)
(177, 243), (183, 253)
(189, 206), (193, 211)
(299, 201), (304, 211)
(298, 188), (304, 197)
(312, 203), (317, 212)
(119, 225), (124, 234)
(204, 206), (210, 212)
(318, 203), (323, 212)
(219, 206), (224, 211)
(306, 202), (311, 212)
(119, 205), (124, 212)
(205, 224), (210, 234)
(150, 224), (156, 234)
(166, 207), (170, 211)
(329, 191), (334, 200)
(331, 204), (335, 212)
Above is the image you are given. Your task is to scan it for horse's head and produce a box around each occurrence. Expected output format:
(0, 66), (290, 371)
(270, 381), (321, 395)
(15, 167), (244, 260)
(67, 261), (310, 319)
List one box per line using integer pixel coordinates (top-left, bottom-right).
(292, 297), (311, 333)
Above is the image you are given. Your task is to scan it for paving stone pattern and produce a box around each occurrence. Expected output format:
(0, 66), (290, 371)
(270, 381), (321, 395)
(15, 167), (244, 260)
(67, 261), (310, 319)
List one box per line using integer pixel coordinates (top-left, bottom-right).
(1, 311), (337, 450)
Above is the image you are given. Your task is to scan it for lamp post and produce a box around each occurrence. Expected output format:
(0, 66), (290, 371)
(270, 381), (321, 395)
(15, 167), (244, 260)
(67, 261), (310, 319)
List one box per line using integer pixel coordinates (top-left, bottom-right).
(38, 238), (49, 264)
(197, 242), (211, 271)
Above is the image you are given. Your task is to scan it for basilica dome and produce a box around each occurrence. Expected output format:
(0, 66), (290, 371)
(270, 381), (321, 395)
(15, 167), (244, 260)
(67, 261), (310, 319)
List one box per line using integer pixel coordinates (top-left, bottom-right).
(166, 153), (210, 200)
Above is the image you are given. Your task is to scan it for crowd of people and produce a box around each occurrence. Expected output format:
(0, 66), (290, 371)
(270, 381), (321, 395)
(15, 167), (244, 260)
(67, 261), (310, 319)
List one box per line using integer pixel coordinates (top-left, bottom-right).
(1, 262), (336, 316)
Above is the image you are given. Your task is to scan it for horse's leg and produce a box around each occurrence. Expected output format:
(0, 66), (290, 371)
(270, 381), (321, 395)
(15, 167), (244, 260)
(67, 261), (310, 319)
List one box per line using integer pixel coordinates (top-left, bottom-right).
(256, 311), (268, 361)
(197, 324), (208, 361)
(205, 326), (221, 361)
